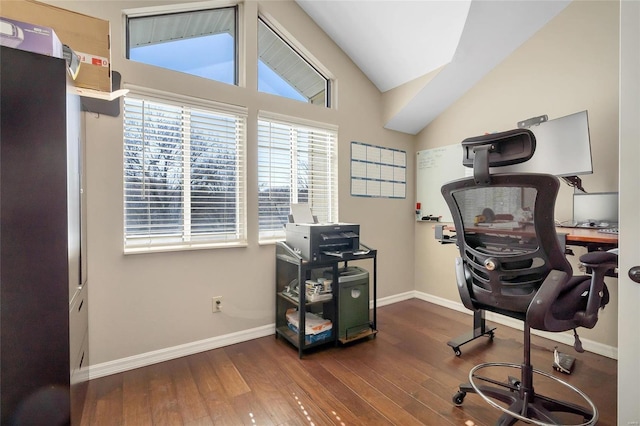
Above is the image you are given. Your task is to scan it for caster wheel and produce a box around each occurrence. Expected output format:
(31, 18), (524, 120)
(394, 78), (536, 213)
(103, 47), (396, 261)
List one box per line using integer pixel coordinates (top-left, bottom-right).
(488, 331), (495, 340)
(452, 391), (466, 406)
(453, 347), (462, 357)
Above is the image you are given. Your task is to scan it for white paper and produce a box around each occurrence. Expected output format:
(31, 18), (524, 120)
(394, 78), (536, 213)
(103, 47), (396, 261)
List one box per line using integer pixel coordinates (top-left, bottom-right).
(291, 203), (315, 223)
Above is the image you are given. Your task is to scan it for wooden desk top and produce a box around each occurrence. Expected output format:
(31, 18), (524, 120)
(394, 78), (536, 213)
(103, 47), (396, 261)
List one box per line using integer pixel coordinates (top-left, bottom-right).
(558, 227), (618, 245)
(437, 224), (618, 246)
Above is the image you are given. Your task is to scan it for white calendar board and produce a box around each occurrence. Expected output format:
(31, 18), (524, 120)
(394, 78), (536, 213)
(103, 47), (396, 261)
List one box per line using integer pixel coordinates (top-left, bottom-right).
(351, 141), (406, 198)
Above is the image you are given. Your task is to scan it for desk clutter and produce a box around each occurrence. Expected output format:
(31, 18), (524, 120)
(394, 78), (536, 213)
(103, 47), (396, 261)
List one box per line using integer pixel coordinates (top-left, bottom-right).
(597, 227), (619, 234)
(553, 347), (576, 375)
(282, 278), (333, 303)
(285, 309), (333, 344)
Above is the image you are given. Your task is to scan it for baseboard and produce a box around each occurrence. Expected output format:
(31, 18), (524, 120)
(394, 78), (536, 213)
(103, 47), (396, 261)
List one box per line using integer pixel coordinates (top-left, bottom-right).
(89, 291), (616, 379)
(88, 324), (275, 380)
(373, 290), (415, 308)
(415, 291), (618, 360)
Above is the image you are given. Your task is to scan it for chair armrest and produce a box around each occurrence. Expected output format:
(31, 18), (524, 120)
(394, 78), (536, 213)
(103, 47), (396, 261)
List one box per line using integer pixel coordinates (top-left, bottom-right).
(579, 251), (618, 270)
(576, 251), (617, 327)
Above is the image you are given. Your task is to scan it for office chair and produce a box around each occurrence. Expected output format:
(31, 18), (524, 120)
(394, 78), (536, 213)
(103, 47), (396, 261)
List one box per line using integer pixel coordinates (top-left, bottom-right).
(441, 129), (617, 425)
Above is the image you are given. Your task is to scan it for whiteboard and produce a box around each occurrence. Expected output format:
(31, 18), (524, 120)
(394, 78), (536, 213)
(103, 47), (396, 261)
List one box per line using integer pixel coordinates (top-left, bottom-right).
(416, 144), (467, 222)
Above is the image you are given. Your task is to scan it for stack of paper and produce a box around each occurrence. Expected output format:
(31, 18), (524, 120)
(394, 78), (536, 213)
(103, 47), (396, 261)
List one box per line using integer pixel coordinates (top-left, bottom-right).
(286, 309), (332, 335)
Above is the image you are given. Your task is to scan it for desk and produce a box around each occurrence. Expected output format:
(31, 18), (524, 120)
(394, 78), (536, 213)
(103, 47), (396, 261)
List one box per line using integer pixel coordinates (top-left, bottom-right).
(560, 227), (618, 247)
(436, 224), (618, 248)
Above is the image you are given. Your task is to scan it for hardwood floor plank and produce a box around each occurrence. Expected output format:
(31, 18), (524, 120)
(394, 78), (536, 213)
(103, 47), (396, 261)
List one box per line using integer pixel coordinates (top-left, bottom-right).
(228, 392), (276, 426)
(187, 352), (226, 399)
(122, 366), (153, 426)
(282, 381), (345, 426)
(80, 299), (617, 425)
(340, 335), (493, 426)
(223, 342), (314, 424)
(206, 348), (251, 398)
(182, 418), (213, 426)
(316, 354), (424, 425)
(147, 361), (184, 425)
(82, 374), (124, 426)
(300, 355), (395, 425)
(258, 339), (369, 425)
(170, 357), (211, 424)
(93, 398), (124, 426)
(205, 402), (245, 426)
(186, 352), (245, 425)
(358, 336), (493, 425)
(327, 349), (458, 425)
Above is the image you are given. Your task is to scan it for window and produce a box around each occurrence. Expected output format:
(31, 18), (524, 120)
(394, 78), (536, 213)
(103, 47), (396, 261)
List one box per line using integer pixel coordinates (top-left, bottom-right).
(123, 89), (246, 252)
(258, 113), (338, 241)
(258, 18), (329, 106)
(126, 7), (237, 85)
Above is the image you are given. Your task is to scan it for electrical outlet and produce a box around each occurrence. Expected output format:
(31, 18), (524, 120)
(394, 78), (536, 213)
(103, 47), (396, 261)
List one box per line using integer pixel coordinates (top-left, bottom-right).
(212, 296), (222, 313)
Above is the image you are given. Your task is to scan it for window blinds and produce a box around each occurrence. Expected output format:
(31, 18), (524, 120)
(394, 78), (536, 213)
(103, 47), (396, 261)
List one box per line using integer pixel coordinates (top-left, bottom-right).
(123, 92), (246, 252)
(257, 113), (338, 241)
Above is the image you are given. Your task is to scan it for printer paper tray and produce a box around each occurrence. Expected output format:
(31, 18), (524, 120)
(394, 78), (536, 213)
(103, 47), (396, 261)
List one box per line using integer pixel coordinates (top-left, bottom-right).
(322, 249), (370, 259)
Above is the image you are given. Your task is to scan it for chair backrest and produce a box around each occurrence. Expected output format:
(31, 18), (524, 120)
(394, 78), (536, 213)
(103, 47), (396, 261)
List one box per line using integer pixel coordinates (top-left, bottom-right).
(441, 130), (573, 320)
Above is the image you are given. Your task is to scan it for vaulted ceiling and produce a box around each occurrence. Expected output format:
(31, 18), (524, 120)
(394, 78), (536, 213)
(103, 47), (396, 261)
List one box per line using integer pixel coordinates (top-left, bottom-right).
(296, 0), (571, 135)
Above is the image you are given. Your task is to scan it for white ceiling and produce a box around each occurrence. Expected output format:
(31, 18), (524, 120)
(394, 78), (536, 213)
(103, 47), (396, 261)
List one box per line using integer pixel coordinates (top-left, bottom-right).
(296, 0), (571, 135)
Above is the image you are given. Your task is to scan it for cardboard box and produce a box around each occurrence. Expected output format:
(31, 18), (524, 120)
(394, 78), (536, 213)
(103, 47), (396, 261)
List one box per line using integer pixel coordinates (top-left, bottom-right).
(1, 0), (111, 92)
(0, 17), (63, 58)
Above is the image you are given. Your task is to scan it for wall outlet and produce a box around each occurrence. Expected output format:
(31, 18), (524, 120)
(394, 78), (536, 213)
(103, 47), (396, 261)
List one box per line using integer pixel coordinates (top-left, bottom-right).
(212, 296), (222, 313)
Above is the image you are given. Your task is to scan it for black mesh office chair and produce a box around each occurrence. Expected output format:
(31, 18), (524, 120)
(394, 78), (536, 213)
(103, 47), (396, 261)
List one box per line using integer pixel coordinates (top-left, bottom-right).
(441, 129), (617, 425)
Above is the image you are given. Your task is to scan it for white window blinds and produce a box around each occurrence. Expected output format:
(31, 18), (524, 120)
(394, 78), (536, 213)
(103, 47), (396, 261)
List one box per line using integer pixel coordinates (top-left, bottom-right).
(123, 90), (247, 252)
(257, 113), (338, 241)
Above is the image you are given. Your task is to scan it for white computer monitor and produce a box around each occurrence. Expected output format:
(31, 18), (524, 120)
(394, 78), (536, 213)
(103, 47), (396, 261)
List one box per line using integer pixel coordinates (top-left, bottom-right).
(572, 192), (618, 226)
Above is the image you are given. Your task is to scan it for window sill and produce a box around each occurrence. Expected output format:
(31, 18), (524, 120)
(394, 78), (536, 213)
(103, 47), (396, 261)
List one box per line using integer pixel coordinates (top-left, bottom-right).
(124, 241), (248, 255)
(258, 236), (285, 246)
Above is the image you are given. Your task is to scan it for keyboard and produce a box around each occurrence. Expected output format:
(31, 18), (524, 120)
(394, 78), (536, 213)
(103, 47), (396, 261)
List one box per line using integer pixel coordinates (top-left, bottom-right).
(598, 227), (618, 234)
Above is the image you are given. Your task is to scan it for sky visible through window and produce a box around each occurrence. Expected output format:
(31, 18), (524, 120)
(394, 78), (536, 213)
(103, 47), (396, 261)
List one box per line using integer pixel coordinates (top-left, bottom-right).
(130, 34), (234, 84)
(258, 62), (305, 102)
(130, 33), (305, 102)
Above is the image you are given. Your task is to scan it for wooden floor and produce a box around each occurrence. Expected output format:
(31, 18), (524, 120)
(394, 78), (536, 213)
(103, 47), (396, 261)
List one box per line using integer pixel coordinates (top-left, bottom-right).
(80, 299), (617, 425)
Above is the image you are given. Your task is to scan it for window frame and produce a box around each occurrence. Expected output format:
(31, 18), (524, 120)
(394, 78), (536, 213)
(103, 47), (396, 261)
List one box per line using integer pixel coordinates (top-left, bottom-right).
(124, 3), (240, 86)
(257, 112), (339, 243)
(257, 16), (331, 107)
(122, 85), (247, 254)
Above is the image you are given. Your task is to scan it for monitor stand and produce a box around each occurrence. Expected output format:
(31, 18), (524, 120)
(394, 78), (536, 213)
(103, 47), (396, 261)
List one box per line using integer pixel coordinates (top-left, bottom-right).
(447, 310), (496, 356)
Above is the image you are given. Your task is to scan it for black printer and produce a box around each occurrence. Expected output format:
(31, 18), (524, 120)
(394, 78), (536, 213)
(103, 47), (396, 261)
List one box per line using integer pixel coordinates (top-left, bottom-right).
(285, 223), (361, 261)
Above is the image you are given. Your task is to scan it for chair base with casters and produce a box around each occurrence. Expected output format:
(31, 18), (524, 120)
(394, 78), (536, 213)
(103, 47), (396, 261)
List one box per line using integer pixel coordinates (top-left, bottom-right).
(452, 325), (598, 426)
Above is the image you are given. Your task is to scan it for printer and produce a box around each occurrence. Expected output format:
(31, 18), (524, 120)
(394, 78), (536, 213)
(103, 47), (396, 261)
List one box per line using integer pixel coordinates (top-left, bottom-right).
(285, 222), (361, 261)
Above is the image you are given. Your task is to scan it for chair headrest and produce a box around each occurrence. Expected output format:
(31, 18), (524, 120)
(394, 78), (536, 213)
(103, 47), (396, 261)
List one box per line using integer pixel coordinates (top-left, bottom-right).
(462, 129), (536, 184)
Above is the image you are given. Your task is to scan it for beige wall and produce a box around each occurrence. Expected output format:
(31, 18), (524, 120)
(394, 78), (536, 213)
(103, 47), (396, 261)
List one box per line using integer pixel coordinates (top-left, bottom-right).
(46, 0), (415, 365)
(414, 0), (620, 350)
(42, 0), (621, 366)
